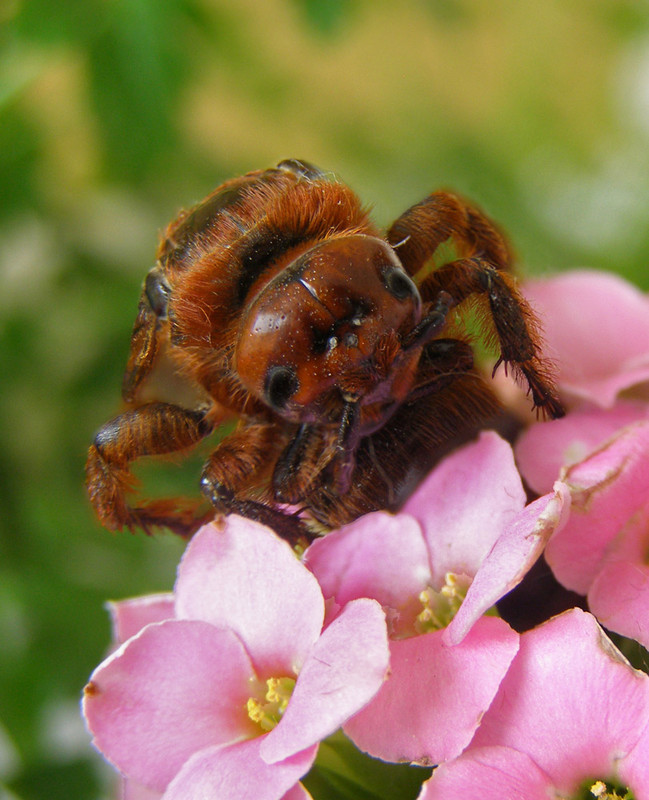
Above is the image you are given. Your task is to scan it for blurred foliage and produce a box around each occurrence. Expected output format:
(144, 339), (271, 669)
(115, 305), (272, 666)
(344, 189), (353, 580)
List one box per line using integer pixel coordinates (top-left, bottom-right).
(303, 731), (432, 799)
(2, 0), (649, 796)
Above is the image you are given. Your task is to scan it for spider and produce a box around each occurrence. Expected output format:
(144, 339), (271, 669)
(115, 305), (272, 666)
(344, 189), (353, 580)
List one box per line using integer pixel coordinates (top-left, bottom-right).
(86, 159), (563, 545)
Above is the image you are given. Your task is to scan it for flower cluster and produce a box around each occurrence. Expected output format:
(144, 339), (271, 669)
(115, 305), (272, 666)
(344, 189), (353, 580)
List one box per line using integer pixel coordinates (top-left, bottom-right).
(83, 269), (649, 800)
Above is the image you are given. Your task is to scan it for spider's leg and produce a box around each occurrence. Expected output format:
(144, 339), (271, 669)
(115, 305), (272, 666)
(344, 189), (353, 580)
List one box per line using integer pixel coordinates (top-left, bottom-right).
(421, 257), (563, 418)
(86, 403), (214, 536)
(387, 190), (511, 275)
(387, 192), (562, 418)
(201, 422), (317, 549)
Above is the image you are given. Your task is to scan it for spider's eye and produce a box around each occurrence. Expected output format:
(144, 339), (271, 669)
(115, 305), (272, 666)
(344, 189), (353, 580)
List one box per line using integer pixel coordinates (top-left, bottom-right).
(144, 267), (171, 317)
(382, 267), (417, 301)
(265, 366), (299, 409)
(311, 328), (331, 355)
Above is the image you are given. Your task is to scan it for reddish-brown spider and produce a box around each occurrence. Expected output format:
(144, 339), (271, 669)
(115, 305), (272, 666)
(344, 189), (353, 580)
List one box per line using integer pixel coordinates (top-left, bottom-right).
(86, 159), (563, 545)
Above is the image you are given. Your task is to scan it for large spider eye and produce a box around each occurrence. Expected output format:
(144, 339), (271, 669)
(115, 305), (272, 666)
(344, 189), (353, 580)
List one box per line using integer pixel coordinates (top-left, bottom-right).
(265, 366), (299, 409)
(311, 328), (331, 355)
(382, 266), (417, 301)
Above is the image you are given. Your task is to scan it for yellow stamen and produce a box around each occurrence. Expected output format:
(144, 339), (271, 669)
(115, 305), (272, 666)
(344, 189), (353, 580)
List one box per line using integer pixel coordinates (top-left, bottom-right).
(586, 779), (633, 799)
(246, 676), (296, 732)
(414, 572), (471, 634)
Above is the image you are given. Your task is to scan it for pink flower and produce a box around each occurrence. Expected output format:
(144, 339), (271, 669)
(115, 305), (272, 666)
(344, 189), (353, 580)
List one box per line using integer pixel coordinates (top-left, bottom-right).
(111, 597), (317, 800)
(83, 518), (389, 800)
(304, 432), (568, 766)
(543, 420), (649, 650)
(418, 609), (649, 799)
(523, 269), (649, 409)
(505, 270), (649, 652)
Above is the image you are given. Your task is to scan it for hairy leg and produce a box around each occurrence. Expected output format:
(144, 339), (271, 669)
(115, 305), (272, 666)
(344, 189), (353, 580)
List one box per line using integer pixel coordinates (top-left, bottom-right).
(419, 257), (563, 418)
(86, 403), (213, 535)
(387, 191), (511, 276)
(387, 192), (562, 418)
(200, 422), (317, 548)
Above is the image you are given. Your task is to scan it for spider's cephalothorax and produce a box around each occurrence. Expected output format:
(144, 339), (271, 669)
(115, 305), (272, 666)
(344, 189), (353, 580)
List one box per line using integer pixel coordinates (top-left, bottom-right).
(86, 159), (563, 545)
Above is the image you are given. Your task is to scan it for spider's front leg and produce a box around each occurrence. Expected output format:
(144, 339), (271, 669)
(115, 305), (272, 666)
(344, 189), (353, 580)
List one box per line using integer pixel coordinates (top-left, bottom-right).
(86, 403), (214, 536)
(427, 259), (565, 417)
(388, 192), (564, 419)
(387, 190), (512, 275)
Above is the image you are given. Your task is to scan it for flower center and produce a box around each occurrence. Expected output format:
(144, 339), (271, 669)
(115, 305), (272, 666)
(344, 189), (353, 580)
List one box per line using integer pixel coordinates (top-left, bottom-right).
(246, 676), (296, 732)
(577, 778), (634, 800)
(414, 572), (471, 634)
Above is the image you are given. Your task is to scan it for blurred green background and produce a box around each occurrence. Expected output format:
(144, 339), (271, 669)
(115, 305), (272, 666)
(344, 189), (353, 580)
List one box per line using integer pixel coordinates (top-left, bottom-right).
(2, 0), (649, 797)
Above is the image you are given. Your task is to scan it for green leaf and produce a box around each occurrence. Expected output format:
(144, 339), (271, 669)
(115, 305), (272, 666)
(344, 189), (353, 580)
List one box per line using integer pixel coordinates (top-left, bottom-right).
(302, 732), (433, 800)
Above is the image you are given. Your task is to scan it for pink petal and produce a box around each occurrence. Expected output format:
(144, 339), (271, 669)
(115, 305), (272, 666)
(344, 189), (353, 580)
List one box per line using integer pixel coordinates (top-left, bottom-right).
(514, 403), (648, 495)
(418, 745), (551, 799)
(524, 270), (649, 408)
(261, 598), (389, 764)
(343, 616), (519, 766)
(281, 784), (313, 800)
(472, 609), (649, 795)
(175, 518), (325, 676)
(83, 620), (257, 792)
(621, 718), (649, 797)
(304, 512), (431, 637)
(588, 560), (649, 650)
(444, 484), (570, 645)
(123, 780), (162, 800)
(109, 594), (175, 645)
(402, 432), (526, 585)
(546, 421), (649, 594)
(162, 738), (317, 800)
